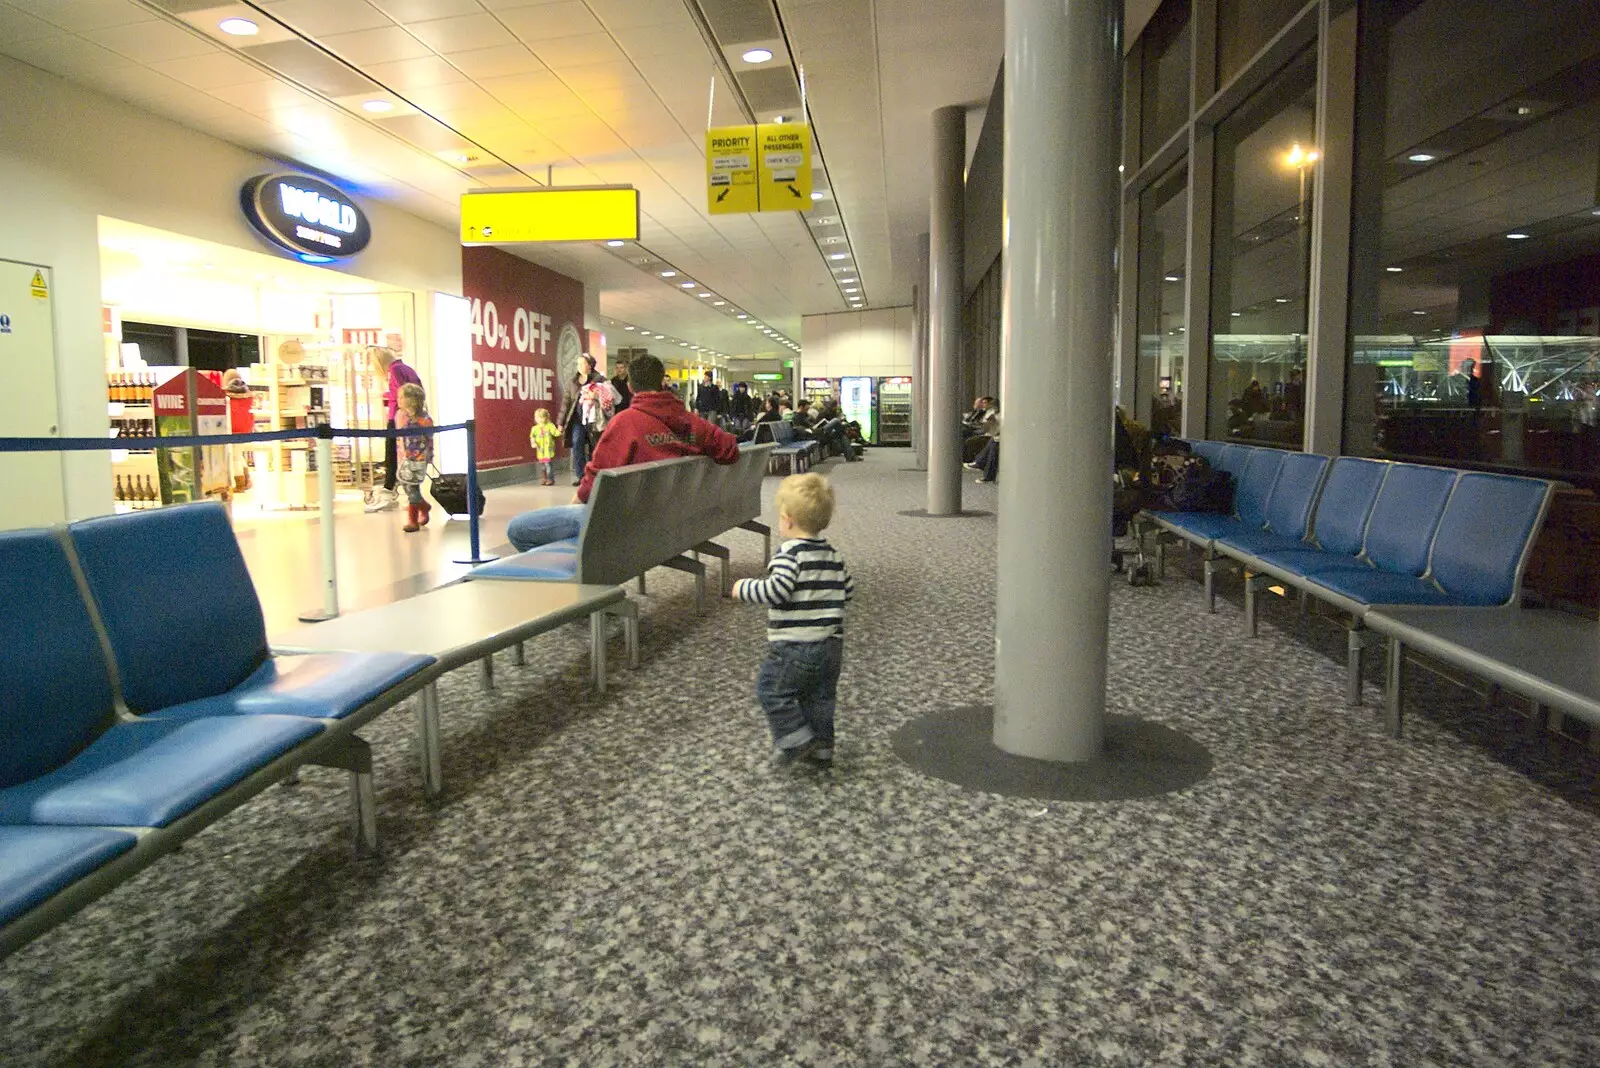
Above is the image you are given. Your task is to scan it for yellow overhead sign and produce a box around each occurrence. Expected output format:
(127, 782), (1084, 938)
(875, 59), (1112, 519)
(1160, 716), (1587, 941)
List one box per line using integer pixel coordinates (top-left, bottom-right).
(757, 123), (812, 207)
(706, 126), (759, 215)
(707, 123), (812, 214)
(459, 186), (640, 244)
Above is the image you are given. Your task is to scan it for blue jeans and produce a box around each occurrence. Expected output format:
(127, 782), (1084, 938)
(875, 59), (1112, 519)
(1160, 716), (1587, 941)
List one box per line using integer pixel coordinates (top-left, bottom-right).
(506, 503), (586, 552)
(568, 421), (591, 482)
(755, 639), (843, 751)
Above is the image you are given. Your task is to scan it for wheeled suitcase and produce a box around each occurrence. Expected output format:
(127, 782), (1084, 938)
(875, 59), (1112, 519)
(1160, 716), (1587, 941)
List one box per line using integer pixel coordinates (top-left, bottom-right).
(428, 471), (485, 517)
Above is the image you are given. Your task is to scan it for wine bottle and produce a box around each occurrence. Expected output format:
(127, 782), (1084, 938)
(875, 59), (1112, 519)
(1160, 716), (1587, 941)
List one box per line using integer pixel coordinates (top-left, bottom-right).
(114, 474), (125, 502)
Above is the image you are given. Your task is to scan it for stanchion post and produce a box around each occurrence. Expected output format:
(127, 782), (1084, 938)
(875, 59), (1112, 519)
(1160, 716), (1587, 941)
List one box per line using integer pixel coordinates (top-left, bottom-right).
(298, 425), (340, 623)
(453, 419), (496, 566)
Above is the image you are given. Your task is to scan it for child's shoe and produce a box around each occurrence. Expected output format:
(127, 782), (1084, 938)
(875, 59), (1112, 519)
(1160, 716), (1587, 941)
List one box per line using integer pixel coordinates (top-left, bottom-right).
(417, 502), (431, 527)
(772, 736), (822, 766)
(402, 504), (420, 533)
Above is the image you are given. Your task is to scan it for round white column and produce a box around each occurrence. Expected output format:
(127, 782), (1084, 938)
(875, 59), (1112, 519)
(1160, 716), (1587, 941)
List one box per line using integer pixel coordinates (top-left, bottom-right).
(992, 0), (1121, 761)
(927, 107), (966, 515)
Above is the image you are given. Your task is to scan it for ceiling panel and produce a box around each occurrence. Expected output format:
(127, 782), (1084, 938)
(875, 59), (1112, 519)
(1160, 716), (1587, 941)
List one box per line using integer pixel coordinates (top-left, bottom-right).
(0, 4), (68, 44)
(497, 1), (606, 41)
(26, 0), (151, 31)
(442, 43), (546, 79)
(259, 0), (393, 37)
(318, 25), (434, 64)
(405, 13), (519, 53)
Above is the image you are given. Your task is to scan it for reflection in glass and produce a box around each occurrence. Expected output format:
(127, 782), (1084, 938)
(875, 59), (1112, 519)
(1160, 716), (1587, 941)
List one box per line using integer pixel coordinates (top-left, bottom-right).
(1207, 48), (1316, 446)
(1346, 0), (1600, 485)
(1140, 0), (1191, 160)
(1217, 0), (1309, 85)
(1136, 166), (1188, 435)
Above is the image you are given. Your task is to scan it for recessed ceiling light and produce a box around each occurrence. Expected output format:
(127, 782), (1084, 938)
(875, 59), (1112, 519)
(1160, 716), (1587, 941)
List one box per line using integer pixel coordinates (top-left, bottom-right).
(810, 191), (826, 201)
(743, 48), (774, 64)
(1231, 311), (1242, 317)
(436, 150), (472, 164)
(218, 17), (258, 36)
(713, 300), (726, 306)
(624, 326), (635, 331)
(698, 292), (711, 298)
(736, 313), (748, 319)
(1386, 266), (1403, 273)
(655, 334), (665, 339)
(659, 270), (676, 278)
(1515, 105), (1534, 116)
(1507, 232), (1530, 240)
(1274, 297), (1289, 303)
(1408, 153), (1435, 162)
(773, 115), (789, 125)
(1412, 309), (1427, 315)
(361, 99), (393, 113)
(843, 288), (859, 294)
(680, 342), (689, 347)
(1164, 275), (1179, 282)
(828, 253), (848, 261)
(680, 281), (696, 288)
(606, 240), (625, 247)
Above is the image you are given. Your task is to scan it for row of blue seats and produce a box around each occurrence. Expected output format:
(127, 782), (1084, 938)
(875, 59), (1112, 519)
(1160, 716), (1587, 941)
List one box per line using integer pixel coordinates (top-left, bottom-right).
(753, 420), (821, 472)
(1, 503), (436, 958)
(1144, 442), (1555, 705)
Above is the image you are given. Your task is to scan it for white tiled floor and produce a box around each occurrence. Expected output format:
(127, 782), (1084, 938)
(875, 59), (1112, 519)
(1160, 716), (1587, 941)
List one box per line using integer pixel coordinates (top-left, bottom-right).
(233, 478), (573, 635)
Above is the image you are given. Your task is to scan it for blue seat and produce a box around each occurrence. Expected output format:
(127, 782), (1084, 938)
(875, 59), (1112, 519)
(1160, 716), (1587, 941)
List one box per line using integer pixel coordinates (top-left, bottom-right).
(1351, 463), (1458, 576)
(471, 549), (580, 581)
(0, 827), (137, 927)
(1427, 473), (1553, 606)
(1188, 440), (1224, 465)
(1302, 569), (1461, 609)
(0, 531), (117, 792)
(146, 651), (435, 722)
(1214, 444), (1253, 478)
(1306, 457), (1390, 556)
(1215, 453), (1328, 557)
(1233, 448), (1286, 531)
(0, 711), (321, 828)
(69, 503), (432, 717)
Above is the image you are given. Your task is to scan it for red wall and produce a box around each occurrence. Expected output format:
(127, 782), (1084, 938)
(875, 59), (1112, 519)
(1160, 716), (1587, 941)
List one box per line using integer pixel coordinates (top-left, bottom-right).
(461, 246), (585, 470)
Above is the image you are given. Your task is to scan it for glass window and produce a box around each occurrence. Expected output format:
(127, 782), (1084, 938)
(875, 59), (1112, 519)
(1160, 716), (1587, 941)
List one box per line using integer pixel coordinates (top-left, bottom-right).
(1346, 0), (1600, 486)
(1207, 48), (1316, 445)
(1217, 0), (1307, 86)
(1140, 0), (1191, 160)
(1136, 165), (1189, 435)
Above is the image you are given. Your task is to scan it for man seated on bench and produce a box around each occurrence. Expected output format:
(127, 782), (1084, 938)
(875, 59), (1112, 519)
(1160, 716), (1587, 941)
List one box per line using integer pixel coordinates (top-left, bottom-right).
(506, 355), (742, 551)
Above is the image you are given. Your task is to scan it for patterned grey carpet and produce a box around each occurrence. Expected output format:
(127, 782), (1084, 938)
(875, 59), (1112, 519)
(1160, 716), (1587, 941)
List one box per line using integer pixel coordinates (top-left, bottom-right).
(3, 452), (1597, 1067)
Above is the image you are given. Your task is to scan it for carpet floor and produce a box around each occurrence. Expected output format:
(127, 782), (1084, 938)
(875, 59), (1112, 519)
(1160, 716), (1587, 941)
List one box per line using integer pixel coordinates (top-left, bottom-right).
(2, 451), (1597, 1067)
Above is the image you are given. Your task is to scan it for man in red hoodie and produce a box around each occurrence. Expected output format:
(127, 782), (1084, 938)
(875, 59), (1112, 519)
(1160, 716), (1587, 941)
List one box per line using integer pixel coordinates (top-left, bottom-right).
(506, 354), (740, 551)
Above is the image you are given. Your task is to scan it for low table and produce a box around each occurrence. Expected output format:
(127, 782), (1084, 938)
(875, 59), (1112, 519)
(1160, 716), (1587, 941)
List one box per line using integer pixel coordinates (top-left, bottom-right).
(273, 581), (632, 797)
(1365, 605), (1600, 740)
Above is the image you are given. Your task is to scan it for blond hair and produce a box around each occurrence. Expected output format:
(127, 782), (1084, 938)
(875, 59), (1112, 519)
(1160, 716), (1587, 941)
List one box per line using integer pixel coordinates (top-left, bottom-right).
(775, 473), (835, 534)
(398, 382), (426, 413)
(534, 407), (551, 423)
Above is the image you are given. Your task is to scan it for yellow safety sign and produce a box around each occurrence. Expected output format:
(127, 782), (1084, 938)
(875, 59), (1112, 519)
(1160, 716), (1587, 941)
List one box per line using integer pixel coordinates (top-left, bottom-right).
(756, 123), (812, 208)
(706, 126), (759, 215)
(28, 270), (48, 300)
(459, 187), (639, 243)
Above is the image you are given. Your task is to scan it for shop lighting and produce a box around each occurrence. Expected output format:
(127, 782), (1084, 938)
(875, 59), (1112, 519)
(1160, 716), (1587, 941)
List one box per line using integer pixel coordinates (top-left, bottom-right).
(659, 270), (676, 277)
(361, 100), (393, 113)
(219, 17), (259, 36)
(297, 253), (335, 264)
(606, 240), (625, 247)
(742, 48), (774, 64)
(1408, 153), (1435, 162)
(1506, 232), (1530, 240)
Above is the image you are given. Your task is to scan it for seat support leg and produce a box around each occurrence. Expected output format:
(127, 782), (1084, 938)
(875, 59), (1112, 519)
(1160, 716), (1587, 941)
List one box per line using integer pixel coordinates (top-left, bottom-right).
(637, 572), (647, 595)
(415, 682), (442, 799)
(604, 599), (641, 668)
(590, 610), (609, 693)
(1244, 573), (1273, 637)
(512, 641), (525, 666)
(1384, 637), (1406, 737)
(739, 519), (772, 561)
(1203, 551), (1230, 613)
(1347, 623), (1372, 706)
(307, 735), (378, 856)
(662, 554), (707, 614)
(480, 653), (494, 691)
(694, 540), (732, 596)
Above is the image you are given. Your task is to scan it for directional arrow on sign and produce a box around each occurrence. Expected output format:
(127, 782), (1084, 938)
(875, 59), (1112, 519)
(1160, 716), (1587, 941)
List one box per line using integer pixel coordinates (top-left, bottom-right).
(717, 188), (730, 203)
(787, 185), (802, 199)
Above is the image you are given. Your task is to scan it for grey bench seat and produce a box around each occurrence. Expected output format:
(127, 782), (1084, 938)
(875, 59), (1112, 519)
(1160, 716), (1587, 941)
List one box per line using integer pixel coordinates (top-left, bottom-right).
(1366, 605), (1600, 739)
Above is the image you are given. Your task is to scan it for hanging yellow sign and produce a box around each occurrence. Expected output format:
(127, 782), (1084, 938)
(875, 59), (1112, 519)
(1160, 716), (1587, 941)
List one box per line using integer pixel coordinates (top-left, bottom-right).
(706, 126), (759, 215)
(756, 123), (812, 208)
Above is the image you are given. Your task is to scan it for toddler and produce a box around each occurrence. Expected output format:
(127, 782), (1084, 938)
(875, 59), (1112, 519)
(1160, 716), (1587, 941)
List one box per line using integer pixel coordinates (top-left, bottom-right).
(396, 382), (433, 533)
(529, 407), (560, 486)
(732, 473), (853, 768)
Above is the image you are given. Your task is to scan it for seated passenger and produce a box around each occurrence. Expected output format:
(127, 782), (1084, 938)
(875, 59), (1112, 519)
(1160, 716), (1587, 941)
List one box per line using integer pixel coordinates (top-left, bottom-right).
(963, 397), (998, 462)
(505, 355), (740, 552)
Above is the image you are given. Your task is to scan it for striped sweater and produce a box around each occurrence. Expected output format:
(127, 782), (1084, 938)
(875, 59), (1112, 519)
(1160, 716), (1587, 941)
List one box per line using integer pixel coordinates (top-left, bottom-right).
(732, 536), (854, 643)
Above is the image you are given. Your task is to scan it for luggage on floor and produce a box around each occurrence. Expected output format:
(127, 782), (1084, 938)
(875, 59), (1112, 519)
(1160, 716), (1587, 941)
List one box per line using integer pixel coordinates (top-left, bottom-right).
(428, 471), (486, 517)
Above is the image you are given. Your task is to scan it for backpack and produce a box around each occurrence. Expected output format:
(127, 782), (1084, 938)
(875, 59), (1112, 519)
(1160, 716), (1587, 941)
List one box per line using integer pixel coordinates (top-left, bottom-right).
(1168, 457), (1234, 513)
